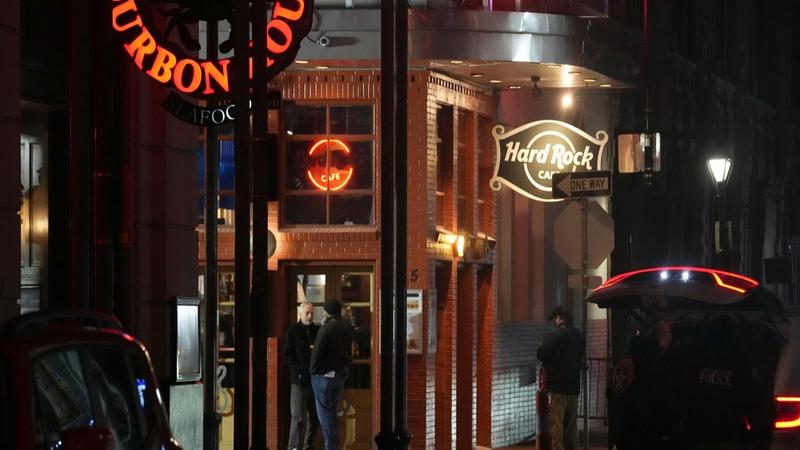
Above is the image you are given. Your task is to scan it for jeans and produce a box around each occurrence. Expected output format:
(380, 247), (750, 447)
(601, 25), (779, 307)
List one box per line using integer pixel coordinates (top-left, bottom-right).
(549, 392), (579, 450)
(311, 369), (348, 450)
(288, 383), (318, 450)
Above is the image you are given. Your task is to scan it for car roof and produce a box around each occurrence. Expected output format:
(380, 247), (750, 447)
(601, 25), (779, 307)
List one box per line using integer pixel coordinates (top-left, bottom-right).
(587, 266), (788, 322)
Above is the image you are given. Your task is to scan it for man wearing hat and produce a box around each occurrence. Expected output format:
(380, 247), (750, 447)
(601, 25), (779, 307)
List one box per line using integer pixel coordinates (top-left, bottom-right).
(310, 299), (353, 450)
(537, 306), (585, 450)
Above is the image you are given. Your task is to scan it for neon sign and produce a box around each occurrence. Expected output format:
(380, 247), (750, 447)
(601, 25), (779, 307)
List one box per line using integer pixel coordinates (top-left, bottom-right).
(306, 139), (354, 191)
(111, 0), (313, 99)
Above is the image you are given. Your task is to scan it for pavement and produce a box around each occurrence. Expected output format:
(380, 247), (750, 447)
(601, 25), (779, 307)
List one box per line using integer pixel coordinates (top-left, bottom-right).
(495, 424), (610, 450)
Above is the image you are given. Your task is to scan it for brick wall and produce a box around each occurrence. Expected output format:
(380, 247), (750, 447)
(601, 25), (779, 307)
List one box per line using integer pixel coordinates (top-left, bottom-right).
(491, 319), (607, 448)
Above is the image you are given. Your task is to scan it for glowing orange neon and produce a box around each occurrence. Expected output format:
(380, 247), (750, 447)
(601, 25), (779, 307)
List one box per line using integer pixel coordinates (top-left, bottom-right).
(111, 0), (308, 98)
(594, 266), (759, 293)
(306, 139), (354, 191)
(775, 397), (800, 429)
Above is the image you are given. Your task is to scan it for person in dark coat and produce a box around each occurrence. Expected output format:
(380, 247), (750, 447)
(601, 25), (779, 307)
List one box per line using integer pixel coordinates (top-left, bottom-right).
(284, 302), (320, 450)
(609, 321), (674, 450)
(537, 306), (586, 450)
(310, 299), (353, 450)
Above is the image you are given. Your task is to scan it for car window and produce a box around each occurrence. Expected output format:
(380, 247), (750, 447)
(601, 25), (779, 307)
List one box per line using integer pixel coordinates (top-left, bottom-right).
(32, 350), (94, 447)
(0, 358), (12, 449)
(33, 346), (157, 450)
(83, 347), (155, 448)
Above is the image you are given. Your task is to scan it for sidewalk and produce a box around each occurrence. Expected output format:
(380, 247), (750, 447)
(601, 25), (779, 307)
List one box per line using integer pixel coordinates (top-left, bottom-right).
(495, 424), (609, 450)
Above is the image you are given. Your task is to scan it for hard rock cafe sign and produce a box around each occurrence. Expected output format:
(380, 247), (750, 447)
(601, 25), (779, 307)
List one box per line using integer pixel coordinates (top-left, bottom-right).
(111, 0), (313, 123)
(490, 120), (609, 202)
(306, 139), (354, 191)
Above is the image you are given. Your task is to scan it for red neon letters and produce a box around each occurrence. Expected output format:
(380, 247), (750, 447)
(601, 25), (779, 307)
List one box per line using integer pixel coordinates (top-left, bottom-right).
(306, 139), (354, 191)
(112, 0), (309, 98)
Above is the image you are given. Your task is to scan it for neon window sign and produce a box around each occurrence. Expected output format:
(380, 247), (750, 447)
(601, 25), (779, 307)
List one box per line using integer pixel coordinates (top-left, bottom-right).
(306, 139), (354, 191)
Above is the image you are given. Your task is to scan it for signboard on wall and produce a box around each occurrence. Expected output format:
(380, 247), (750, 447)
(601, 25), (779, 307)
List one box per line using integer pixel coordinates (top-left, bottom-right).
(407, 289), (423, 355)
(111, 0), (312, 124)
(490, 120), (609, 202)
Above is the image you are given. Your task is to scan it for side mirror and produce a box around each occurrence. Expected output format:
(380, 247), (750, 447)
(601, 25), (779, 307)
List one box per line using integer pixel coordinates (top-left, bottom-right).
(60, 426), (115, 450)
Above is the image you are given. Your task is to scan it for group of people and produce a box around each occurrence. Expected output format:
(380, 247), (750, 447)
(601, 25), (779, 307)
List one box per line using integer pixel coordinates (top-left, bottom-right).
(284, 299), (353, 450)
(537, 306), (760, 450)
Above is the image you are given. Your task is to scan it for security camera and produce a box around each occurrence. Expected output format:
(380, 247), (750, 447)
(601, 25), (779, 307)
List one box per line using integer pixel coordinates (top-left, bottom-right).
(531, 75), (542, 97)
(318, 36), (330, 47)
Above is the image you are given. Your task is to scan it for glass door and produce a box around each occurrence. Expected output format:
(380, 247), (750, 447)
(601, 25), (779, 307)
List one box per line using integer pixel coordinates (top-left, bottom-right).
(289, 266), (373, 450)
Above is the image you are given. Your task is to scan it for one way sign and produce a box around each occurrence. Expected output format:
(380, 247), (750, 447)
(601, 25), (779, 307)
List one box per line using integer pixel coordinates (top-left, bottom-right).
(552, 171), (612, 199)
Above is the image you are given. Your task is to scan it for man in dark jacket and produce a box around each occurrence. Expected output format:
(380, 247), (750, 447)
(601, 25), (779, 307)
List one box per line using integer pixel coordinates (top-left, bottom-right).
(537, 306), (585, 450)
(284, 302), (320, 450)
(310, 299), (353, 450)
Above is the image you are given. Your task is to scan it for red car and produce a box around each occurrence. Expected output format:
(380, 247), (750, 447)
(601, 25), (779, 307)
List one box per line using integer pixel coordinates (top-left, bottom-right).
(0, 311), (182, 450)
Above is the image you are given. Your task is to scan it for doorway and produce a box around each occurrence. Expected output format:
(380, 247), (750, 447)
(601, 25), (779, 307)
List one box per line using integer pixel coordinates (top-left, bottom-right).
(288, 265), (373, 450)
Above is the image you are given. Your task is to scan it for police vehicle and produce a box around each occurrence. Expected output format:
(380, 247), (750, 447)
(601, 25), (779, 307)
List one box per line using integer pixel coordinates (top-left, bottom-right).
(587, 266), (799, 450)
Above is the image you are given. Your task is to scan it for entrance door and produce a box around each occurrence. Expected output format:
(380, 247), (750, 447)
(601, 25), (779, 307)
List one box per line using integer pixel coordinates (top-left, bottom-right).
(288, 266), (373, 450)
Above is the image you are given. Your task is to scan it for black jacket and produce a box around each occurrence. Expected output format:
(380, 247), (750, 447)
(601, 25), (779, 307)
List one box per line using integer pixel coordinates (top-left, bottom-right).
(310, 314), (353, 375)
(284, 321), (319, 385)
(537, 324), (585, 395)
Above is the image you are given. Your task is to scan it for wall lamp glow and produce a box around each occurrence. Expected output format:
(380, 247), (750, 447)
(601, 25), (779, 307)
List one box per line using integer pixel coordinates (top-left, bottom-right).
(561, 92), (573, 108)
(436, 226), (458, 245)
(455, 235), (466, 257)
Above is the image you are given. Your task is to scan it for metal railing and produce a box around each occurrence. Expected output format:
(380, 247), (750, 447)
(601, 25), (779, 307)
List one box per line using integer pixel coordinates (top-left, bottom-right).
(578, 357), (608, 421)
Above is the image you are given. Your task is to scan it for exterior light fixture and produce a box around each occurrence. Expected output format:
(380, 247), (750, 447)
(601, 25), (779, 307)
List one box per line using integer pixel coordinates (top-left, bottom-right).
(509, 85), (521, 90)
(295, 60), (309, 64)
(583, 78), (597, 83)
(600, 84), (612, 88)
(316, 65), (329, 69)
(450, 60), (464, 64)
(455, 235), (466, 257)
(706, 157), (733, 184)
(707, 156), (733, 269)
(471, 73), (484, 78)
(489, 79), (502, 84)
(435, 226), (458, 245)
(561, 92), (573, 108)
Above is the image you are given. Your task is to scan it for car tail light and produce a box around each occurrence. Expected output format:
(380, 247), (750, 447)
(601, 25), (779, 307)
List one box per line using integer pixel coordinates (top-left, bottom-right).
(775, 396), (800, 429)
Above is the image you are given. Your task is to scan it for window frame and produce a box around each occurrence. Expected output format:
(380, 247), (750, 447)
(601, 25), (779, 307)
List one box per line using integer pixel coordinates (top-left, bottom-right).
(280, 101), (376, 227)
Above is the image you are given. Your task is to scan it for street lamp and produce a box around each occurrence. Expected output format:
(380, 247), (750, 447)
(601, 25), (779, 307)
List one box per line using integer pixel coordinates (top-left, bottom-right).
(706, 157), (733, 185)
(707, 157), (733, 268)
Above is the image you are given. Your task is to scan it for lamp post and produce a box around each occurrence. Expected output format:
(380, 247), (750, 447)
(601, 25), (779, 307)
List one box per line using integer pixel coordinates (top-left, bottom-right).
(707, 157), (733, 268)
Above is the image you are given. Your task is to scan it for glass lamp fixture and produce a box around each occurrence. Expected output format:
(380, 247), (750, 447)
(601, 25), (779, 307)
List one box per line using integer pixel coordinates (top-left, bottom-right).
(707, 157), (733, 183)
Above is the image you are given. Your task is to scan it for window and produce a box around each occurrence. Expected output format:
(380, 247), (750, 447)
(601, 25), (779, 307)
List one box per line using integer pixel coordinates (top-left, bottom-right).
(283, 104), (375, 225)
(436, 105), (454, 228)
(196, 124), (236, 225)
(33, 347), (156, 450)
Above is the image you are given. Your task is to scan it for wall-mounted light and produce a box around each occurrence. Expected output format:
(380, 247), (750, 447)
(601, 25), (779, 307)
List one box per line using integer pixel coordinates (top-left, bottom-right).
(706, 157), (733, 184)
(561, 92), (573, 108)
(455, 235), (466, 257)
(436, 226), (458, 245)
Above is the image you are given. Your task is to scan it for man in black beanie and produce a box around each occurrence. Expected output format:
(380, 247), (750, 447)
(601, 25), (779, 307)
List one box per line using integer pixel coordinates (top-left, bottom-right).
(537, 306), (585, 450)
(310, 299), (353, 450)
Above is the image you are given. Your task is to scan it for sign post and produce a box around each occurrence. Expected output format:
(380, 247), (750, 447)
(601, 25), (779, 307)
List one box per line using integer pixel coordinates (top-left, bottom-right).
(552, 180), (613, 450)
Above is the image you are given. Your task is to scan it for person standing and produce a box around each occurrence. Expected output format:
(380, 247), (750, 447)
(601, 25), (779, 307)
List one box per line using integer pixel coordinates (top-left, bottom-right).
(284, 302), (320, 450)
(310, 299), (353, 450)
(537, 306), (585, 450)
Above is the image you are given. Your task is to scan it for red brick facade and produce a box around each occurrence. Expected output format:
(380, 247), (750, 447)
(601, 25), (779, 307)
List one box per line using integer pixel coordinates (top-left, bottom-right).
(199, 69), (499, 449)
